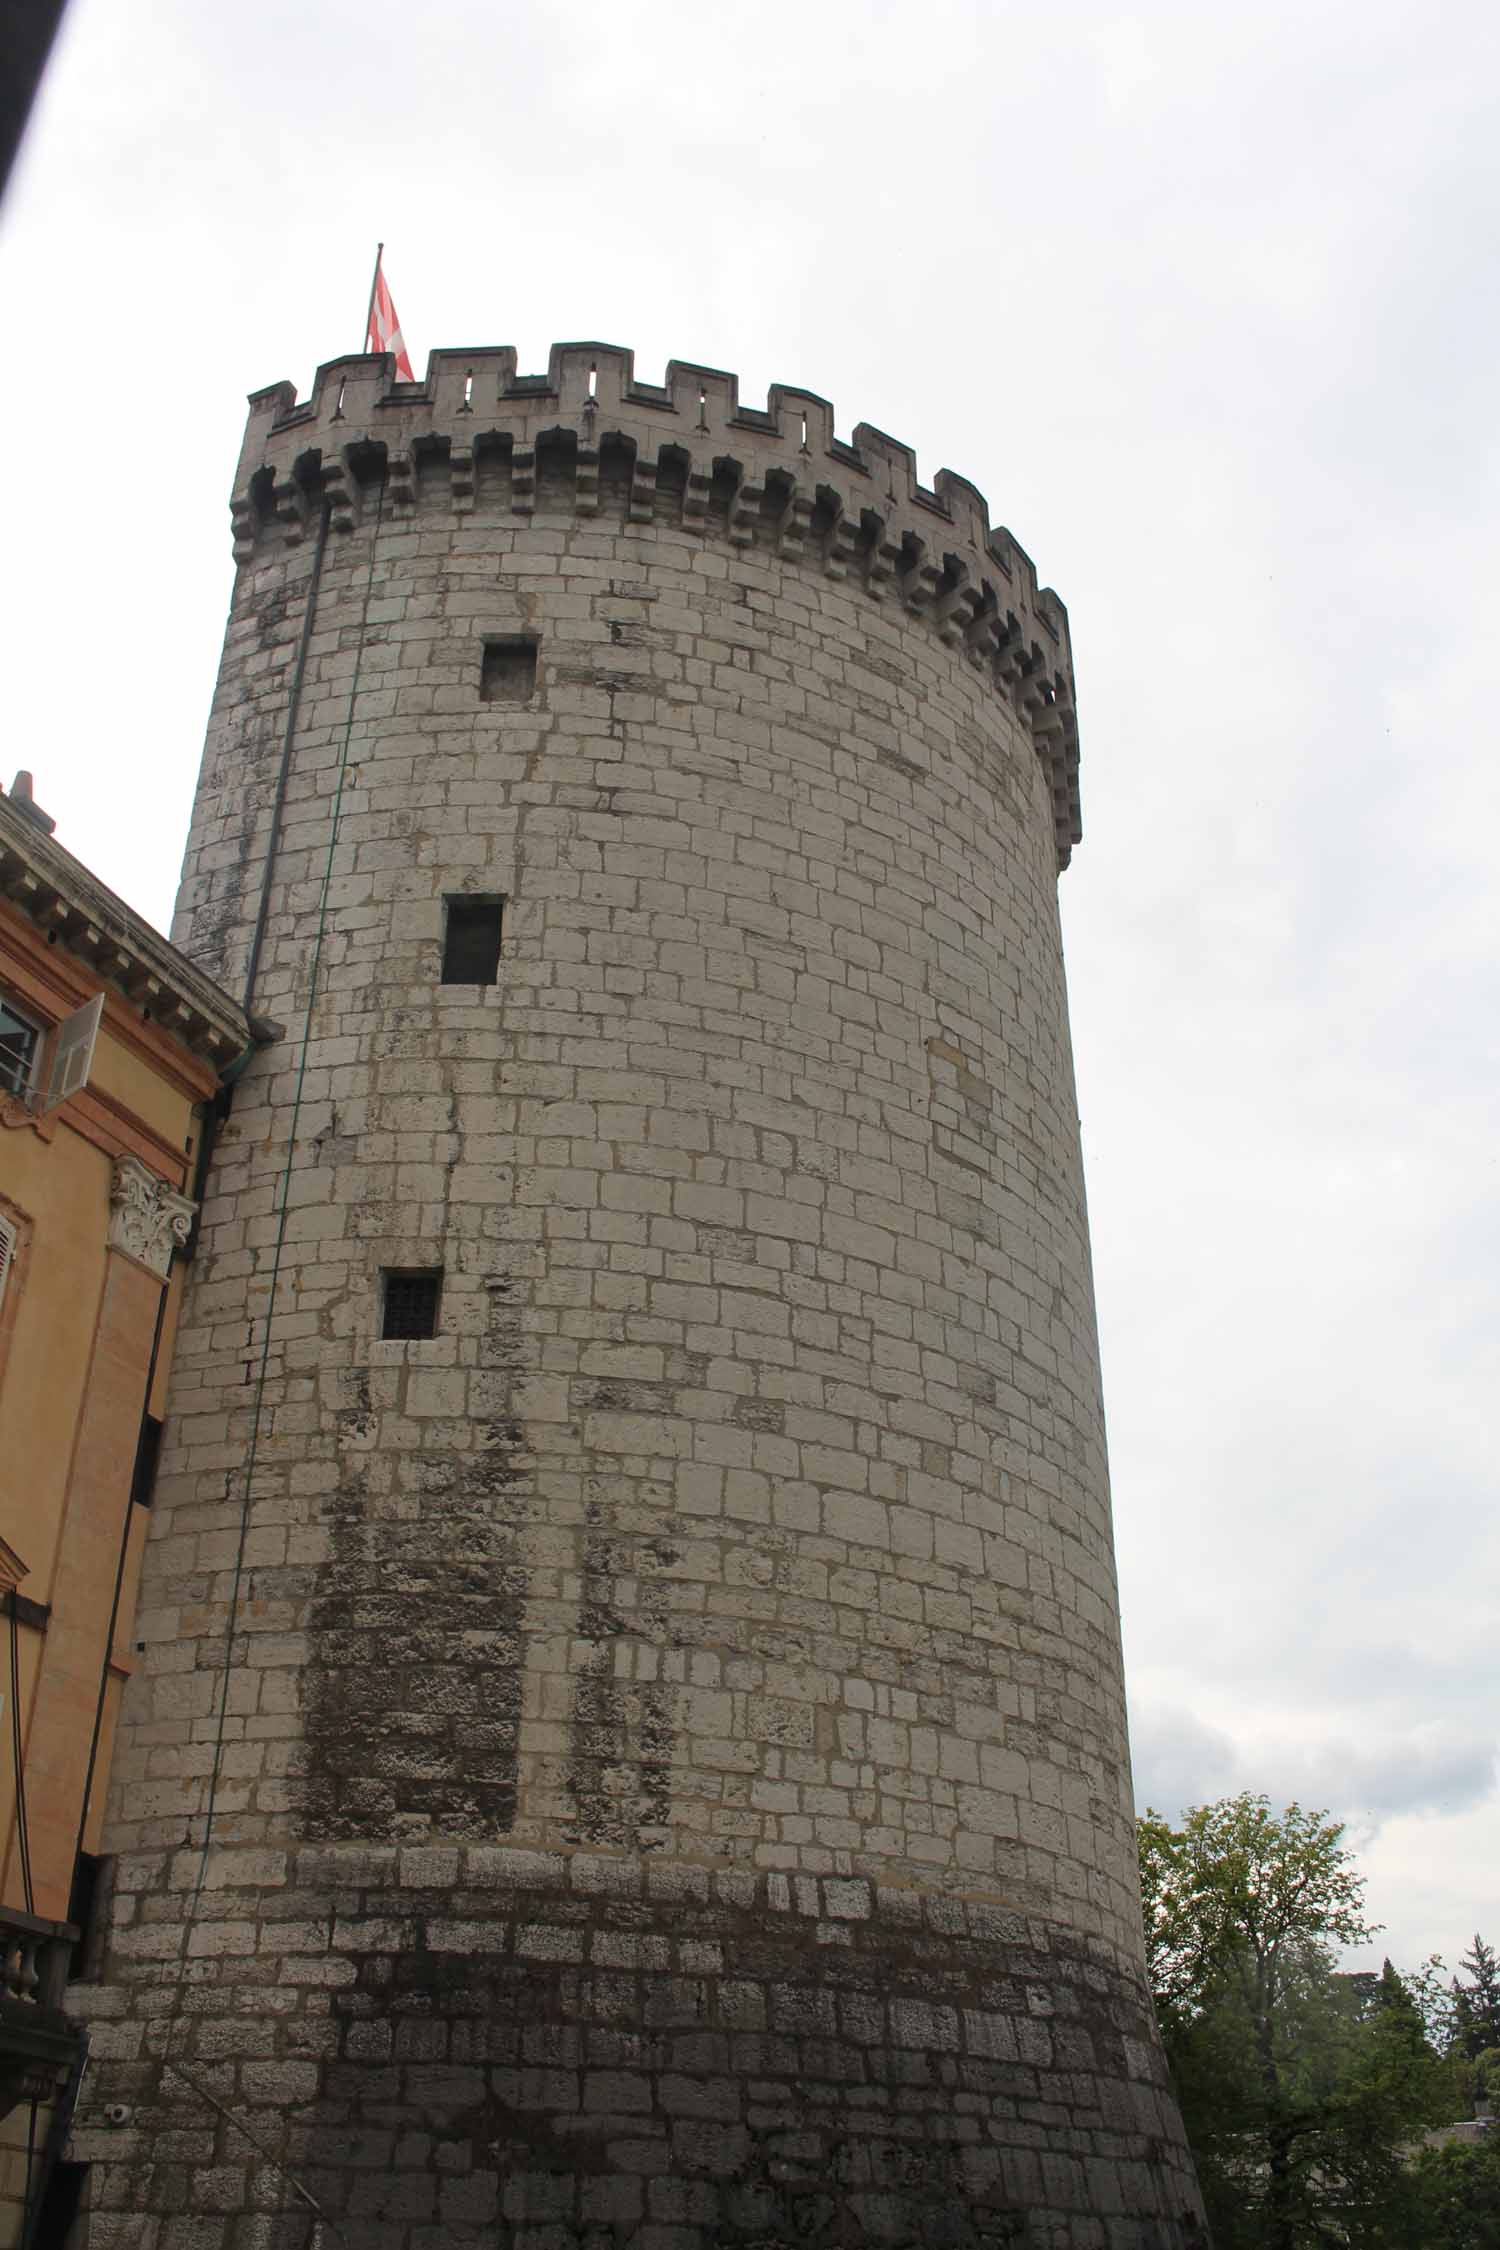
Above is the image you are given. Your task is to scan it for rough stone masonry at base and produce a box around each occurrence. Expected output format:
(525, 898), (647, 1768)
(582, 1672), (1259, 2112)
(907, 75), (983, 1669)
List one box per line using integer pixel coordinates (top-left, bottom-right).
(72, 339), (1206, 2248)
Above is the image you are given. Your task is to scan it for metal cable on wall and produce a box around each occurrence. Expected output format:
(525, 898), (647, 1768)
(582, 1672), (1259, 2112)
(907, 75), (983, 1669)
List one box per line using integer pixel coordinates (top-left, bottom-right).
(154, 474), (387, 2238)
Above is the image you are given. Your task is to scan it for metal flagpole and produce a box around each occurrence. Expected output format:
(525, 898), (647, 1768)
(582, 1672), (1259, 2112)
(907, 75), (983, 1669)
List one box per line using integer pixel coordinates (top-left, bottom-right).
(363, 242), (384, 354)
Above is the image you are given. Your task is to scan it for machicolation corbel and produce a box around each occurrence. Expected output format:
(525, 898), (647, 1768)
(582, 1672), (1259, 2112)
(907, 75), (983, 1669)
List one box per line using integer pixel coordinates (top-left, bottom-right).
(230, 340), (1082, 864)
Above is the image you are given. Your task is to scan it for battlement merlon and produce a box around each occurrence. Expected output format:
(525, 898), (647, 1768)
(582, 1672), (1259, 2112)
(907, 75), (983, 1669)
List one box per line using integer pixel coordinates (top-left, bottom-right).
(234, 341), (1082, 866)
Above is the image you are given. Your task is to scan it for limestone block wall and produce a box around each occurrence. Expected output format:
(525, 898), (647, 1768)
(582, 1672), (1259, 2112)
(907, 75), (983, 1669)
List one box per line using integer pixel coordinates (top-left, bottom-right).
(77, 344), (1202, 2249)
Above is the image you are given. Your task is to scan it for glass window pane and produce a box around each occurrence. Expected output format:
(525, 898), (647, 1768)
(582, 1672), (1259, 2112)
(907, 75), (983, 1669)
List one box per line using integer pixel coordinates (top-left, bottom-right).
(0, 1001), (39, 1097)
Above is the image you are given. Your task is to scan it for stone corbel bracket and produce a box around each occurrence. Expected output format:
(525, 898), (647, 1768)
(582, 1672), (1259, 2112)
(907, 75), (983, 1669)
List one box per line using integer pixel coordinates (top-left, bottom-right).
(230, 343), (1084, 869)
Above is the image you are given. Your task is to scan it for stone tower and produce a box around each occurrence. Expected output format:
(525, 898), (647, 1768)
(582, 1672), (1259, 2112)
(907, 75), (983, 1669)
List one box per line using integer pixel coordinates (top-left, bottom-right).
(85, 344), (1202, 2248)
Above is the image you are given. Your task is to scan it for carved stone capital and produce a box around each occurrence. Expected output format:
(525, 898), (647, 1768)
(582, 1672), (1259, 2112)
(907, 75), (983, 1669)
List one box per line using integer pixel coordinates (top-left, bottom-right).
(107, 1156), (196, 1279)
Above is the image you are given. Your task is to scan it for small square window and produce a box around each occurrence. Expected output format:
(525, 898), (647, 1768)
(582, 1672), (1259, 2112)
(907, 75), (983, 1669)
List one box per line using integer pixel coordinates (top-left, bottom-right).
(0, 998), (40, 1099)
(481, 636), (538, 704)
(382, 1269), (442, 1341)
(442, 897), (504, 985)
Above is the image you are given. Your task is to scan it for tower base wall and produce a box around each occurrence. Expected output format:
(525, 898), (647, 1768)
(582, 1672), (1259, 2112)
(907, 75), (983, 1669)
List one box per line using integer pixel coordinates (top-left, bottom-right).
(76, 1844), (1202, 2250)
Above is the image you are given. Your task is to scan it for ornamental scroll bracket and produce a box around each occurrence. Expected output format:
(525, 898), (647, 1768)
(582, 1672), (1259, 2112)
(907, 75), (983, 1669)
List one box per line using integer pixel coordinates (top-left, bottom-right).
(107, 1155), (196, 1280)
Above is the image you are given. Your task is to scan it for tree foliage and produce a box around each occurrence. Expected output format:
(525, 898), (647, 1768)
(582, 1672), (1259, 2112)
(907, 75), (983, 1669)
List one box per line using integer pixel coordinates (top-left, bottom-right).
(1451, 1934), (1500, 2066)
(1138, 1795), (1460, 2250)
(1407, 2130), (1500, 2250)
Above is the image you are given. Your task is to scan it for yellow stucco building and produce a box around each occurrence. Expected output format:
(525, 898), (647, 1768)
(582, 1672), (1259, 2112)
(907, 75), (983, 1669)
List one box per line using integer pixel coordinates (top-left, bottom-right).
(0, 775), (251, 2245)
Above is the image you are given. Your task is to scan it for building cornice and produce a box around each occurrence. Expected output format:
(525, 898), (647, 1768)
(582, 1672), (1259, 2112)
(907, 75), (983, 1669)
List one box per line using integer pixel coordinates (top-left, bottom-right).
(0, 794), (252, 1069)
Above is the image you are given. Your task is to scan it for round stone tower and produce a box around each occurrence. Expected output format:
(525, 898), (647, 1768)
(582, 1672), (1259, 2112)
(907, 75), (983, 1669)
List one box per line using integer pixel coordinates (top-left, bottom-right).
(85, 344), (1202, 2247)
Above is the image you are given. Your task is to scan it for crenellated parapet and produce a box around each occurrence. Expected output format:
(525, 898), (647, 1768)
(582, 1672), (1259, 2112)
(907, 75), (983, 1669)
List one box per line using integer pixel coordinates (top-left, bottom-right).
(229, 341), (1083, 865)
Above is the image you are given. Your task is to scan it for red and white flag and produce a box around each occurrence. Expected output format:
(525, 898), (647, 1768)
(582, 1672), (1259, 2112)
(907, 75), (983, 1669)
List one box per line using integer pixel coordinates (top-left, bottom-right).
(365, 252), (415, 381)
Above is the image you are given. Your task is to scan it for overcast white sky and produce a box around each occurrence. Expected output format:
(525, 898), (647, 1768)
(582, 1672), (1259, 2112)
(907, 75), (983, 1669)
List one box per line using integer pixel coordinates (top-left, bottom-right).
(2, 0), (1495, 1976)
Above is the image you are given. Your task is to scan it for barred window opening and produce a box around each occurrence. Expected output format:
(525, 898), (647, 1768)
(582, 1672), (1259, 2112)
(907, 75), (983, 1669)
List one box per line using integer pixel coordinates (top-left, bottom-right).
(381, 1269), (442, 1341)
(442, 897), (504, 985)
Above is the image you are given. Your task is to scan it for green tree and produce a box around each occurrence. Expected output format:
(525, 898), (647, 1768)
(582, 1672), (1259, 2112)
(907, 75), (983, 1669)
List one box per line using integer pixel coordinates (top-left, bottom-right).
(1406, 2130), (1500, 2249)
(1138, 1796), (1455, 2250)
(1450, 1935), (1500, 2064)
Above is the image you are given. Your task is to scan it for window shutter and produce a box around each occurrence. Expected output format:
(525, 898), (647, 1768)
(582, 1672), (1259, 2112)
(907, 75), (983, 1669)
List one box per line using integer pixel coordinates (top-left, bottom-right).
(0, 1215), (16, 1311)
(38, 993), (104, 1115)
